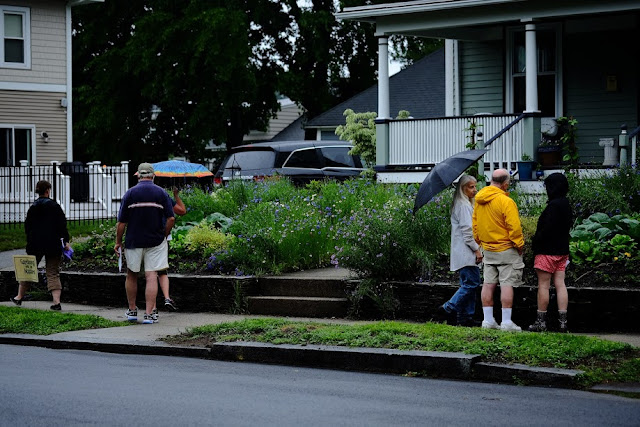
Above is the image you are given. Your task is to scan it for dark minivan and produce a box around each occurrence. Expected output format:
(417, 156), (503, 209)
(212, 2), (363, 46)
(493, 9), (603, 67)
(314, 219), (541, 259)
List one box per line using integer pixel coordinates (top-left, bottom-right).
(214, 140), (364, 185)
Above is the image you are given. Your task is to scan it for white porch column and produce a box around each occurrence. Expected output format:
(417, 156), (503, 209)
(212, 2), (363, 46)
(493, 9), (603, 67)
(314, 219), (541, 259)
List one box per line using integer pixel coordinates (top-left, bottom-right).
(377, 37), (390, 119)
(445, 39), (460, 116)
(376, 36), (390, 167)
(524, 23), (539, 113)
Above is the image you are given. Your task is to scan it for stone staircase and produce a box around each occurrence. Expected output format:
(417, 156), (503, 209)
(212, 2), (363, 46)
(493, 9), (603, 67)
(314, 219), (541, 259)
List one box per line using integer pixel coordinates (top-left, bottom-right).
(247, 276), (349, 318)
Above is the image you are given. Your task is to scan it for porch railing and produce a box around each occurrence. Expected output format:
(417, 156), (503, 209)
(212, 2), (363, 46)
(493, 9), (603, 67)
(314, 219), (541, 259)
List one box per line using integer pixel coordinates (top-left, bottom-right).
(0, 161), (129, 225)
(388, 114), (524, 170)
(630, 125), (640, 166)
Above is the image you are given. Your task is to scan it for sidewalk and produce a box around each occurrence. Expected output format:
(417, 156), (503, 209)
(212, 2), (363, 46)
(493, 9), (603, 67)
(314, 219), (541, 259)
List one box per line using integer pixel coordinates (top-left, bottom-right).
(1, 248), (639, 391)
(1, 299), (639, 393)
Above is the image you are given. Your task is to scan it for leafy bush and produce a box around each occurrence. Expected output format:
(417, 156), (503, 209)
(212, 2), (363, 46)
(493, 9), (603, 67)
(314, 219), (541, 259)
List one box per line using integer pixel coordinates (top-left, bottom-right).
(334, 191), (450, 281)
(184, 223), (233, 258)
(567, 171), (632, 220)
(570, 212), (640, 265)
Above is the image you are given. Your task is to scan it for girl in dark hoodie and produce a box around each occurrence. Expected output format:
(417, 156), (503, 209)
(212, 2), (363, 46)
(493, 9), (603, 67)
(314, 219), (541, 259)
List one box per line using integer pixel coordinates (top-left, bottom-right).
(529, 173), (573, 332)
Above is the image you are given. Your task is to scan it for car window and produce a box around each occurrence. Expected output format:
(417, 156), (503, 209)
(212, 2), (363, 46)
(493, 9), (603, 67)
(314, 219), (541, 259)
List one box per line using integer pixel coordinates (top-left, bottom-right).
(283, 148), (322, 169)
(320, 147), (357, 168)
(224, 151), (275, 170)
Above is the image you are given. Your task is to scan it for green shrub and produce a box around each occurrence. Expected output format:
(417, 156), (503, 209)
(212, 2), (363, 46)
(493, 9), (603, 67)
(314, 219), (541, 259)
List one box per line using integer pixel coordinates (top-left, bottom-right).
(334, 190), (451, 281)
(184, 223), (233, 257)
(567, 172), (629, 220)
(570, 212), (640, 265)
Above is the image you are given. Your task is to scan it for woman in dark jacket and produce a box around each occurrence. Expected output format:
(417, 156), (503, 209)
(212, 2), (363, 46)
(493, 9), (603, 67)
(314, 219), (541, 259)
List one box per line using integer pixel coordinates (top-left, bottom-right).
(529, 173), (573, 332)
(10, 180), (71, 310)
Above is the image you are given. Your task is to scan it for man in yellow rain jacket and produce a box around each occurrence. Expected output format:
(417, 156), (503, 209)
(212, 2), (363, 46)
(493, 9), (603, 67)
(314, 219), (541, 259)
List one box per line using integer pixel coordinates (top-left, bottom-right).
(472, 168), (524, 332)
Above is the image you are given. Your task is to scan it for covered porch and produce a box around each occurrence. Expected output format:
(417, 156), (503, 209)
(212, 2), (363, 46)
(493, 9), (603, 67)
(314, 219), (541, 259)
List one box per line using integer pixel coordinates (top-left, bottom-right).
(338, 0), (640, 182)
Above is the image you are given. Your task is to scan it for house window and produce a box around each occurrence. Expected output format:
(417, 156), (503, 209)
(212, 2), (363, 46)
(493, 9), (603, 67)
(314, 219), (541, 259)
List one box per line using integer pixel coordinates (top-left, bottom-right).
(0, 127), (33, 166)
(1, 6), (30, 68)
(508, 25), (561, 117)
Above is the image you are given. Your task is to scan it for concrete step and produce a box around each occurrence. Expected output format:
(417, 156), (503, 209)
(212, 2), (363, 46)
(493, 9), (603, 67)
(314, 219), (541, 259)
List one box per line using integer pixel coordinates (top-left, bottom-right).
(247, 296), (349, 318)
(257, 277), (347, 298)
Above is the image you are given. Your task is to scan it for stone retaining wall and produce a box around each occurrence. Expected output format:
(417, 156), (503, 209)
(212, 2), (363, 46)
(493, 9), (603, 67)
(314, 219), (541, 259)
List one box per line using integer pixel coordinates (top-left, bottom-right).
(1, 271), (637, 332)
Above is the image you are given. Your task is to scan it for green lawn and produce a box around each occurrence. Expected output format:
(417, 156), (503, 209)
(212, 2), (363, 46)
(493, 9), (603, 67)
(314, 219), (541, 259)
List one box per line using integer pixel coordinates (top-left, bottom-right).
(168, 318), (640, 388)
(0, 220), (113, 252)
(0, 305), (129, 335)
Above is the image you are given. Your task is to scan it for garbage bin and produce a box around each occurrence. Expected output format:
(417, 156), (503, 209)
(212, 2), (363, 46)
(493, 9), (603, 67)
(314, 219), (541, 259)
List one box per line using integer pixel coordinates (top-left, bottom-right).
(60, 161), (89, 202)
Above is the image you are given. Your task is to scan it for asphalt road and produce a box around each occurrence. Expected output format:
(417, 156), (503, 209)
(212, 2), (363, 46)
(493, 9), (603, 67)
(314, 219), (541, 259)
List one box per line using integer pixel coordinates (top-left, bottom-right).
(1, 345), (639, 426)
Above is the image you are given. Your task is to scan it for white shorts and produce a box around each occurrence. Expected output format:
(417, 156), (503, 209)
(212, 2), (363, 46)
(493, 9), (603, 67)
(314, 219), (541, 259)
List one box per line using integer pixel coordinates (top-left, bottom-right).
(124, 239), (169, 273)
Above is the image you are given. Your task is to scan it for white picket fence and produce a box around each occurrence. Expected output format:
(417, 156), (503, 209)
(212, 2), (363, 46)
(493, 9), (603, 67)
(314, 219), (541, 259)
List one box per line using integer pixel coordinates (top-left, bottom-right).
(0, 161), (129, 224)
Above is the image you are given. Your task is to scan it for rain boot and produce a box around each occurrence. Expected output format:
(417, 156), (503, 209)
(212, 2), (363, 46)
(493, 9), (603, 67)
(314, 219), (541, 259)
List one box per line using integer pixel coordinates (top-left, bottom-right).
(558, 310), (568, 333)
(528, 310), (547, 332)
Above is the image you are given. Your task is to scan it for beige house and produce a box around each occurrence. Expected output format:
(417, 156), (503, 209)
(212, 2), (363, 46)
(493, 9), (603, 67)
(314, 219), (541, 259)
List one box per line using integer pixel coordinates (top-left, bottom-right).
(0, 0), (101, 166)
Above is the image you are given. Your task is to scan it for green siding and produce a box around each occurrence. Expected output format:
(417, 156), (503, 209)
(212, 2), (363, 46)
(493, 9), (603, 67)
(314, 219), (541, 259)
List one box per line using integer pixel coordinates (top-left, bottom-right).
(564, 29), (639, 163)
(459, 41), (504, 115)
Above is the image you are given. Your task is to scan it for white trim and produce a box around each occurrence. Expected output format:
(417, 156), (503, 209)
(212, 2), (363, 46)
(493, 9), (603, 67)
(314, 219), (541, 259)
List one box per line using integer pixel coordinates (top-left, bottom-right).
(339, 0), (640, 21)
(0, 82), (67, 92)
(68, 0), (105, 6)
(339, 0), (524, 19)
(0, 6), (31, 69)
(0, 124), (36, 165)
(65, 5), (73, 162)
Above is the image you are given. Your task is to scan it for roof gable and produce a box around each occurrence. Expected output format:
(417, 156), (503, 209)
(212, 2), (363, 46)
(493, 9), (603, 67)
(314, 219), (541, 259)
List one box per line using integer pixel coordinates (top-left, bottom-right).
(306, 48), (445, 128)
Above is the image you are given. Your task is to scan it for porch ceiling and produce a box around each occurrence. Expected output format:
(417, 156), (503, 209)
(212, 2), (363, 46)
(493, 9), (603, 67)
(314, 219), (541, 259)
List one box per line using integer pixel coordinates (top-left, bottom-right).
(338, 0), (640, 39)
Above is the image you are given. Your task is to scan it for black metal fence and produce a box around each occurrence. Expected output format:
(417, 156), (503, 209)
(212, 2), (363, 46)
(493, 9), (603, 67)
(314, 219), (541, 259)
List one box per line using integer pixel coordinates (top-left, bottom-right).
(0, 161), (130, 228)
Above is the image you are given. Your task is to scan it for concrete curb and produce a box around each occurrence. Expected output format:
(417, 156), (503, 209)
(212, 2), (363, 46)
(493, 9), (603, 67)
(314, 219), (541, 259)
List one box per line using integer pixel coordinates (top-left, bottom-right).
(0, 334), (210, 359)
(472, 362), (583, 388)
(0, 334), (584, 388)
(210, 341), (479, 379)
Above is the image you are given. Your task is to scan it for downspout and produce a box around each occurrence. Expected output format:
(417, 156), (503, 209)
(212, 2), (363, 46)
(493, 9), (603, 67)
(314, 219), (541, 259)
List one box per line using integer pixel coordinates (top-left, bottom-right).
(65, 4), (73, 162)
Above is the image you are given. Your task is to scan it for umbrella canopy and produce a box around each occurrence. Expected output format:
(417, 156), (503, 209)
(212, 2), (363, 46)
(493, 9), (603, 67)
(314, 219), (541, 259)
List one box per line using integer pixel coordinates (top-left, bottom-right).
(413, 149), (488, 214)
(148, 160), (213, 178)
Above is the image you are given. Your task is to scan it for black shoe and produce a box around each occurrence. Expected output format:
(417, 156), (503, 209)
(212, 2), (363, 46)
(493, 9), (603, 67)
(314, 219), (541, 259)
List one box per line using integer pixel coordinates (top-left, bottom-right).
(432, 305), (457, 325)
(457, 318), (480, 327)
(50, 304), (61, 311)
(164, 298), (178, 311)
(10, 296), (22, 306)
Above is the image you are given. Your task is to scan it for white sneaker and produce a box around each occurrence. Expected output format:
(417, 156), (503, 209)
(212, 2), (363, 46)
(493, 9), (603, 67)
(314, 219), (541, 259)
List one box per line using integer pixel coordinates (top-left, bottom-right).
(482, 319), (500, 329)
(125, 307), (137, 322)
(500, 321), (522, 332)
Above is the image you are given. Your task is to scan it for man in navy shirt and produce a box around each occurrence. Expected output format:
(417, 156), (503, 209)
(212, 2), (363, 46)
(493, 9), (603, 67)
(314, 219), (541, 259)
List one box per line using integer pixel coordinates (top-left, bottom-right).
(115, 163), (175, 324)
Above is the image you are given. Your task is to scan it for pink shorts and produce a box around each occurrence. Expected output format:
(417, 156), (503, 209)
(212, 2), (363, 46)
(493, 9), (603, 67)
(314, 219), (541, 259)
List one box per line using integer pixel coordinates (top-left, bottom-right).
(534, 254), (569, 273)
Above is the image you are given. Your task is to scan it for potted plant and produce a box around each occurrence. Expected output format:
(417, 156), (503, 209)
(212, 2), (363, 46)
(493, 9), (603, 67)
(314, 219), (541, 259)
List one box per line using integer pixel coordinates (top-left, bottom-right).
(517, 153), (536, 181)
(537, 137), (563, 167)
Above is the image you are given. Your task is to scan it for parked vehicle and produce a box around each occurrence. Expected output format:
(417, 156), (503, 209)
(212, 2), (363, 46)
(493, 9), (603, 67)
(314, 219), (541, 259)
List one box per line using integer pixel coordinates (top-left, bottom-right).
(214, 141), (364, 185)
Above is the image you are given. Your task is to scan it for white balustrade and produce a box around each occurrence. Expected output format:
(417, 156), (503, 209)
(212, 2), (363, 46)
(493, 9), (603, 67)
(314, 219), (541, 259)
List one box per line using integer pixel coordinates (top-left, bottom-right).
(388, 114), (524, 171)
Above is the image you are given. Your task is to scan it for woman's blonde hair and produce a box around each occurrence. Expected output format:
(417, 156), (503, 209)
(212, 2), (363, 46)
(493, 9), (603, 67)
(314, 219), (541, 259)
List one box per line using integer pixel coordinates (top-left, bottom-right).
(451, 174), (477, 213)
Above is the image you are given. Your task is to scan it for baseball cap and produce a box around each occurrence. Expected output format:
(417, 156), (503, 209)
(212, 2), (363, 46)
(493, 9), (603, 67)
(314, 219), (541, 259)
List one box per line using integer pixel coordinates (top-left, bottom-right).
(137, 162), (154, 178)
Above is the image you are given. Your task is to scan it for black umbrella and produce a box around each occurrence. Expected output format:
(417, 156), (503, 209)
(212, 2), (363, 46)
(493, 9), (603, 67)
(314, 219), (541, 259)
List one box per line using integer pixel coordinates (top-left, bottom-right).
(413, 149), (488, 214)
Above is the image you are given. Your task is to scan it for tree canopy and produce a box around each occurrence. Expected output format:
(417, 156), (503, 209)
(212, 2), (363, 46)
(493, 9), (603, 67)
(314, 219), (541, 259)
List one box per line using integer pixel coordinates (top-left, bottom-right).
(72, 0), (441, 165)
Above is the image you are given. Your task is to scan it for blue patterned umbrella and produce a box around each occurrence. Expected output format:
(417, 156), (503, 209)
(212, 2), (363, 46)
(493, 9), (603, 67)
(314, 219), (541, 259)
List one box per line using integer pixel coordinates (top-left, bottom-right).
(150, 160), (213, 178)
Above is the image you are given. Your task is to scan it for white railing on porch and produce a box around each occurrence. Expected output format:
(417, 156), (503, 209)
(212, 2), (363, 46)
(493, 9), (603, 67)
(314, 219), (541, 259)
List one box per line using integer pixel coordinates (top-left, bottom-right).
(389, 114), (524, 172)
